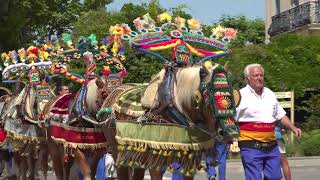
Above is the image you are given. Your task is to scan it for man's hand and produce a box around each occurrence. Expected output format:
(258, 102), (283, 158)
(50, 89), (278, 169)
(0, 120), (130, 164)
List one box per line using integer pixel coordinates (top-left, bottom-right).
(230, 141), (240, 153)
(293, 127), (302, 138)
(281, 116), (302, 139)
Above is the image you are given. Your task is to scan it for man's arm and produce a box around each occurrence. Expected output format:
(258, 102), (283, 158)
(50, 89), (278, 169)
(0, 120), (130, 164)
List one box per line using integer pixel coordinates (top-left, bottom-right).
(280, 115), (302, 138)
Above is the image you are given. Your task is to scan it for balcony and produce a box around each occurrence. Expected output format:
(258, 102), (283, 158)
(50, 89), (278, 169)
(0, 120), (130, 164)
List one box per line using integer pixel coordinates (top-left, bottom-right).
(268, 1), (320, 36)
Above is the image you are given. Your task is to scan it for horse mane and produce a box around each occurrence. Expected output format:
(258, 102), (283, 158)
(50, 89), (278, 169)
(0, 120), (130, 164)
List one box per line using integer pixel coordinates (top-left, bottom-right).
(174, 65), (202, 113)
(174, 64), (215, 114)
(86, 78), (99, 115)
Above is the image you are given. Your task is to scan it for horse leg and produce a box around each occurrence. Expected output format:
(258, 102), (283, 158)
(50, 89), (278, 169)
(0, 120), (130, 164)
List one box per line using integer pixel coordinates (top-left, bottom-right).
(74, 148), (91, 180)
(48, 140), (64, 180)
(184, 176), (194, 180)
(63, 159), (73, 180)
(26, 156), (36, 180)
(132, 168), (145, 180)
(116, 167), (130, 180)
(90, 152), (103, 179)
(38, 144), (48, 180)
(14, 155), (26, 180)
(149, 169), (163, 180)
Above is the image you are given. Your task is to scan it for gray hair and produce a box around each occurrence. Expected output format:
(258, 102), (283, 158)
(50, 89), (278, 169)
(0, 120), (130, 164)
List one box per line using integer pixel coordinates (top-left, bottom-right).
(244, 64), (264, 78)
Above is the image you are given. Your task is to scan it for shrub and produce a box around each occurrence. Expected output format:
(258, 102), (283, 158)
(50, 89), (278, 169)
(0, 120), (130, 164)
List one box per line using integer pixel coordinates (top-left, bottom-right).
(300, 129), (320, 156)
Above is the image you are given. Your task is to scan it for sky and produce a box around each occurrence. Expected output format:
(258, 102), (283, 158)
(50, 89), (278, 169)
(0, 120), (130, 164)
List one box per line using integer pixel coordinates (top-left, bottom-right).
(107, 0), (265, 25)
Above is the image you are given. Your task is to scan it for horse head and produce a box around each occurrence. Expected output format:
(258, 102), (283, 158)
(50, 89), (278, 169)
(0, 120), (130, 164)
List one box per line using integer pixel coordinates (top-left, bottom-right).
(173, 62), (239, 140)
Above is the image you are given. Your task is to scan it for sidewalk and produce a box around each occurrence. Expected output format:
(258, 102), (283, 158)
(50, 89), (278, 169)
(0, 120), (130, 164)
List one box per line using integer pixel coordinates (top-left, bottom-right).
(226, 156), (320, 169)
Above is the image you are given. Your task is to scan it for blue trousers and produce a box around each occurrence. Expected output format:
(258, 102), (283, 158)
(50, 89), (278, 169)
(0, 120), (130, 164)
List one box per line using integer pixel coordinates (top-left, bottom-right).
(206, 142), (228, 180)
(240, 146), (282, 180)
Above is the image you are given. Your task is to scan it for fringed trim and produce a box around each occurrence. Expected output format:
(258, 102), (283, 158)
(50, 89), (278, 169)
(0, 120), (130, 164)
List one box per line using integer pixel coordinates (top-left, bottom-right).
(0, 139), (7, 147)
(115, 136), (213, 151)
(51, 136), (108, 150)
(6, 130), (46, 144)
(112, 103), (146, 117)
(116, 144), (203, 176)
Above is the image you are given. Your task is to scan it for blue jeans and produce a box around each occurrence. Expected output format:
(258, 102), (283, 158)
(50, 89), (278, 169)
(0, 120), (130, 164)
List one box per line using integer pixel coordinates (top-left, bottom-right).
(240, 146), (282, 180)
(206, 142), (228, 180)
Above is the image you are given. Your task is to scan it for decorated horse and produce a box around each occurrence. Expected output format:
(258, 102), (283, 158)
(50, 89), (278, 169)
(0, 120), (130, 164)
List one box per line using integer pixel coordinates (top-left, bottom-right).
(40, 31), (129, 180)
(99, 13), (240, 180)
(0, 45), (58, 180)
(0, 86), (15, 179)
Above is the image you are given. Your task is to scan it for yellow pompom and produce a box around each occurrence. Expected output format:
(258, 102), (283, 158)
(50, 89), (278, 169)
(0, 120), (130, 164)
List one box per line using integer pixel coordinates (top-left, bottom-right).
(128, 161), (134, 167)
(152, 150), (157, 154)
(180, 168), (185, 174)
(163, 151), (168, 156)
(177, 152), (181, 158)
(190, 168), (195, 174)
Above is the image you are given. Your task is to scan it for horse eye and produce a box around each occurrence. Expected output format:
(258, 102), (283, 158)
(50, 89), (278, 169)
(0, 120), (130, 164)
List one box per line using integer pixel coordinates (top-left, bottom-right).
(11, 68), (18, 73)
(3, 72), (9, 79)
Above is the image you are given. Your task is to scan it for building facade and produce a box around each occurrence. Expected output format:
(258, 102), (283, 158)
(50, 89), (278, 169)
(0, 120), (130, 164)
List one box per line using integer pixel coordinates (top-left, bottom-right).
(266, 0), (320, 42)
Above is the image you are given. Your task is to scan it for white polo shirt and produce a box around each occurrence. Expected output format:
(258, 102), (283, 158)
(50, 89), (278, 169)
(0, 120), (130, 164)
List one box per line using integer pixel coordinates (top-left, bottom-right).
(236, 85), (286, 123)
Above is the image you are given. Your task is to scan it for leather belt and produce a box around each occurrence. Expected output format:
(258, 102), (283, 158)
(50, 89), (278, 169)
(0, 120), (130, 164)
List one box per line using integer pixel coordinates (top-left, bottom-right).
(239, 140), (277, 151)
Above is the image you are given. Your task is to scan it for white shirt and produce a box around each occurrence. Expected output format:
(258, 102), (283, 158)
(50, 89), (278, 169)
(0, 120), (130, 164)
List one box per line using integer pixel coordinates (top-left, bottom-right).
(235, 85), (286, 123)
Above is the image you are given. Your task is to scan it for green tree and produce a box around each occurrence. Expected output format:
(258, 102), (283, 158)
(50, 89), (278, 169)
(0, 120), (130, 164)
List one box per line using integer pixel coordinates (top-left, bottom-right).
(0, 0), (49, 50)
(0, 0), (113, 51)
(84, 0), (113, 10)
(300, 94), (320, 131)
(226, 34), (320, 97)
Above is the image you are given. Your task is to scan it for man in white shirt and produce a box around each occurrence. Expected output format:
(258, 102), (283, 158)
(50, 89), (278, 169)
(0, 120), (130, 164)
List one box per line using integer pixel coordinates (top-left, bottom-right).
(235, 64), (301, 180)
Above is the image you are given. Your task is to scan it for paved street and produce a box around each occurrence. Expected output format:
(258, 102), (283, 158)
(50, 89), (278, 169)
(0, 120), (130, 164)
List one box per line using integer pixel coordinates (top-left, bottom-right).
(43, 156), (320, 180)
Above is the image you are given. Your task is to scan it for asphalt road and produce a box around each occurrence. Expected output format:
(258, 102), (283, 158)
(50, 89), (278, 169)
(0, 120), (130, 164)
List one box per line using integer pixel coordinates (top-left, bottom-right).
(43, 156), (320, 180)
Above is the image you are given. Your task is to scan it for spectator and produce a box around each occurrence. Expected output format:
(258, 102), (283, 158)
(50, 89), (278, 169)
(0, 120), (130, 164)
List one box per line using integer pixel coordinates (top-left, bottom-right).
(275, 121), (291, 180)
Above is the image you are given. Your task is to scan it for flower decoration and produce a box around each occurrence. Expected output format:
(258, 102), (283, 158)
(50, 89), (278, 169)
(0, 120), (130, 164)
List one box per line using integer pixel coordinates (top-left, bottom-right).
(174, 16), (186, 29)
(133, 13), (155, 31)
(187, 19), (202, 33)
(62, 33), (74, 49)
(211, 25), (237, 42)
(157, 12), (172, 23)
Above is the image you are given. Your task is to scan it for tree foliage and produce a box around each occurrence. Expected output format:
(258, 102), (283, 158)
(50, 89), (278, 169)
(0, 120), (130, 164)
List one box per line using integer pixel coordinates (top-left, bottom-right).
(0, 0), (113, 51)
(224, 34), (320, 97)
(300, 94), (320, 131)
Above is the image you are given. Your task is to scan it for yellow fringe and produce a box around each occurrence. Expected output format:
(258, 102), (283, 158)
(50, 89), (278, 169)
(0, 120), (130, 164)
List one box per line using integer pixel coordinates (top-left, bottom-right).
(115, 136), (213, 151)
(51, 136), (108, 150)
(0, 139), (7, 147)
(6, 130), (46, 143)
(112, 103), (146, 117)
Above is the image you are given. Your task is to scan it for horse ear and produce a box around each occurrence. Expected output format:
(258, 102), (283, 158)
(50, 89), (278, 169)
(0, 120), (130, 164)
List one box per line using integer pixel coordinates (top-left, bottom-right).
(224, 61), (230, 72)
(200, 63), (209, 79)
(95, 77), (105, 89)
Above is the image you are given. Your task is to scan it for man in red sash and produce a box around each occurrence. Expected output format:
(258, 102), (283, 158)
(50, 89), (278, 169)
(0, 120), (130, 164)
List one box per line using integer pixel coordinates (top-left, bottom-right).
(235, 64), (301, 180)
